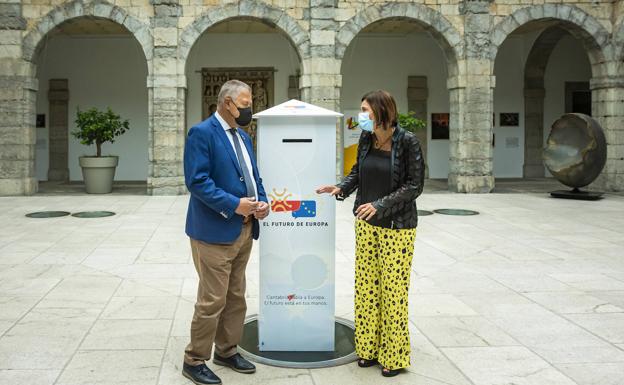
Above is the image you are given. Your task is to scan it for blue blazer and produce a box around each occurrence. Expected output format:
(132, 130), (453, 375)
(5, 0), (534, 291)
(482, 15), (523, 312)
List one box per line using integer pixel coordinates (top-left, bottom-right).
(184, 114), (268, 244)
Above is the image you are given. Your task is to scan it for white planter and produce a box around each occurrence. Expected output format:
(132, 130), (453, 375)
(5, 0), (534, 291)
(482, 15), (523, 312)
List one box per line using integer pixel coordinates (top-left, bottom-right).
(79, 156), (119, 194)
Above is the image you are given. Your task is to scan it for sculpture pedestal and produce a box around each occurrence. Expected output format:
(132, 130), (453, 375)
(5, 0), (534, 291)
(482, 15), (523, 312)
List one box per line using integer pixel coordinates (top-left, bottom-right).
(550, 188), (604, 201)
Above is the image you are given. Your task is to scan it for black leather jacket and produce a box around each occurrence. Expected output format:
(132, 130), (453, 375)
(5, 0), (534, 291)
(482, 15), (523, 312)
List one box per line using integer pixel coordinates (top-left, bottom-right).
(336, 126), (425, 229)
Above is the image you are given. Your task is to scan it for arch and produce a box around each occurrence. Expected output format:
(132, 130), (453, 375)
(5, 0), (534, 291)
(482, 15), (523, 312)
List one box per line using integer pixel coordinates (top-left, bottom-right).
(335, 3), (463, 77)
(524, 27), (569, 89)
(23, 0), (152, 187)
(613, 20), (624, 62)
(492, 4), (610, 180)
(22, 0), (153, 69)
(490, 4), (611, 74)
(178, 0), (310, 70)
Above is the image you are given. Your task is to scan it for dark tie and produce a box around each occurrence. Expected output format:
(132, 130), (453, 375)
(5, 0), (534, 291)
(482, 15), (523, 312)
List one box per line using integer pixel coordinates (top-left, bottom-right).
(228, 128), (256, 199)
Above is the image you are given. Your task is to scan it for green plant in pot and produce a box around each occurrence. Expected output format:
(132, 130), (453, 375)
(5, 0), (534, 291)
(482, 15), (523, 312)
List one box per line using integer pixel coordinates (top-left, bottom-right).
(398, 111), (426, 134)
(72, 107), (129, 194)
(398, 111), (429, 178)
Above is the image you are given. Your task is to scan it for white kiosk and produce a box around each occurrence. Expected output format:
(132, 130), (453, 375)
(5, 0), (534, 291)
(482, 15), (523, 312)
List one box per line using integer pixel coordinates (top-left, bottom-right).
(254, 100), (342, 352)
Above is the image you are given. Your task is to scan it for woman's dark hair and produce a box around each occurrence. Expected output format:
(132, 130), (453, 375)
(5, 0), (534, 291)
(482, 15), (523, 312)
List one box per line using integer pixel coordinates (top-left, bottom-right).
(361, 90), (398, 130)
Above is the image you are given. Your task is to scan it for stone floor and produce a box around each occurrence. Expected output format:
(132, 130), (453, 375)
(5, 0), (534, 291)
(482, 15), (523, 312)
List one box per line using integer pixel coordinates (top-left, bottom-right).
(1, 190), (623, 385)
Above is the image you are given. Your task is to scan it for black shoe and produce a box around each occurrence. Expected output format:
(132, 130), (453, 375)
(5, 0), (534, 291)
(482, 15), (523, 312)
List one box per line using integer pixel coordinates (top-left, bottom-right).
(357, 358), (378, 368)
(213, 353), (256, 374)
(381, 367), (402, 377)
(182, 363), (222, 385)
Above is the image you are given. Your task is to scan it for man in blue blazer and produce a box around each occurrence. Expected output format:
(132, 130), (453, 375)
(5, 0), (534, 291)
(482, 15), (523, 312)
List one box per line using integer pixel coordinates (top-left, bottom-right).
(183, 80), (269, 385)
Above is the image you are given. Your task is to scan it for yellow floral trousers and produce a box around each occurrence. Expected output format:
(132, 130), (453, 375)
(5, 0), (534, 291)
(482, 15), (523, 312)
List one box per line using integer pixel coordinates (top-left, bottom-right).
(354, 219), (416, 370)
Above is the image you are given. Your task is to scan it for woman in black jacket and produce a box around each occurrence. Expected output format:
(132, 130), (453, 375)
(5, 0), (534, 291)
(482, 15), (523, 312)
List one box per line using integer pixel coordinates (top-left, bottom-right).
(317, 90), (424, 377)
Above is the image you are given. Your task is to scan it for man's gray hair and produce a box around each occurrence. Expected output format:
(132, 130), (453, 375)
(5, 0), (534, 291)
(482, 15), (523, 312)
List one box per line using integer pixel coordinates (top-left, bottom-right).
(218, 80), (251, 105)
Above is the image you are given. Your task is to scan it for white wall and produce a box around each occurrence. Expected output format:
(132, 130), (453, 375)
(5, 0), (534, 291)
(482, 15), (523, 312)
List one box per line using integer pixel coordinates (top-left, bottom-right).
(185, 33), (301, 127)
(341, 33), (451, 179)
(493, 33), (535, 178)
(543, 35), (592, 144)
(35, 36), (148, 181)
(494, 32), (591, 178)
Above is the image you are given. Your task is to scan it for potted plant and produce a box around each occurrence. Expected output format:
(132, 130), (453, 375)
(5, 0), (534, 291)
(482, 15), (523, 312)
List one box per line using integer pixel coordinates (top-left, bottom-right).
(72, 107), (129, 194)
(398, 111), (426, 134)
(398, 111), (429, 177)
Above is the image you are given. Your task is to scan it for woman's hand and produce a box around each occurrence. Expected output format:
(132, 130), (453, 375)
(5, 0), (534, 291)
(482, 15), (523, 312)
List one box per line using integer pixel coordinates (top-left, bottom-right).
(356, 203), (377, 221)
(316, 185), (341, 196)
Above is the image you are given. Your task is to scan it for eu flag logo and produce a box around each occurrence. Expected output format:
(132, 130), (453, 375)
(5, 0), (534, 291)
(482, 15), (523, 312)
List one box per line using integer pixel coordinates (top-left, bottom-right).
(269, 189), (317, 218)
(292, 201), (316, 218)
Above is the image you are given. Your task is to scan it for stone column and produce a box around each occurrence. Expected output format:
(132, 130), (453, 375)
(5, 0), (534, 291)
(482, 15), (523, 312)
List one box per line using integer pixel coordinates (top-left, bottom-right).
(302, 0), (340, 111)
(0, 2), (37, 195)
(147, 0), (186, 195)
(47, 79), (70, 182)
(448, 0), (495, 193)
(300, 59), (341, 111)
(302, 0), (342, 180)
(407, 76), (428, 178)
(288, 75), (301, 100)
(590, 75), (624, 191)
(523, 88), (545, 177)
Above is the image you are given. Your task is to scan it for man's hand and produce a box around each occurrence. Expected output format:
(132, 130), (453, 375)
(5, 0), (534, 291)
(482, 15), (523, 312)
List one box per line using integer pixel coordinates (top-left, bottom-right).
(355, 203), (377, 221)
(316, 185), (341, 196)
(235, 197), (259, 217)
(254, 201), (270, 220)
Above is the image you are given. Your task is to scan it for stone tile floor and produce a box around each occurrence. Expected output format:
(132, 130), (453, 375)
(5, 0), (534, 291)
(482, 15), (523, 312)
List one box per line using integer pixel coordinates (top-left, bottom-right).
(0, 189), (623, 385)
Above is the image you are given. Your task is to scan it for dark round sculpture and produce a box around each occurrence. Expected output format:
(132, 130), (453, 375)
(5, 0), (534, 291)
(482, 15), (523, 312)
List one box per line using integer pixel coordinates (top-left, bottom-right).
(543, 113), (607, 188)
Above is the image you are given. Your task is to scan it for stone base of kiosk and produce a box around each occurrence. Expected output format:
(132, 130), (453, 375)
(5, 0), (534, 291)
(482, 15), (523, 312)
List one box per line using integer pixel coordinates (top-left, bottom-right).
(238, 315), (357, 369)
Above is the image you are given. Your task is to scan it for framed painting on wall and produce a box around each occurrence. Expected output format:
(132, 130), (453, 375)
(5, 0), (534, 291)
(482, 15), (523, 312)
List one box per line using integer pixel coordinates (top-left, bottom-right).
(36, 114), (45, 128)
(500, 113), (519, 127)
(431, 113), (449, 140)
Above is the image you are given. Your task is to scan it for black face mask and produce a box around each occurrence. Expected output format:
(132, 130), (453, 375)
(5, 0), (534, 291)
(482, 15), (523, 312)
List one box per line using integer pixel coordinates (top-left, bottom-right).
(233, 106), (253, 127)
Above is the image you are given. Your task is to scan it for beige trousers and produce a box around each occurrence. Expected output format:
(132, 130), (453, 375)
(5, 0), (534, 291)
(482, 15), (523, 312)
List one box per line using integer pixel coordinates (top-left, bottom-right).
(184, 222), (253, 366)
